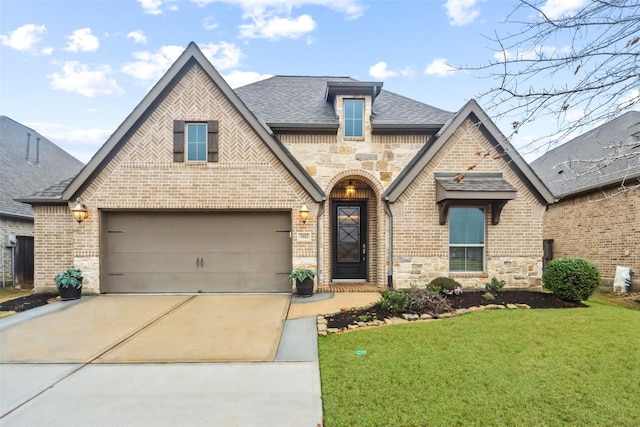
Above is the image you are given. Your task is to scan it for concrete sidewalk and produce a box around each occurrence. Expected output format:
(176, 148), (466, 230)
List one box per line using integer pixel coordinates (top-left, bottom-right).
(0, 291), (380, 426)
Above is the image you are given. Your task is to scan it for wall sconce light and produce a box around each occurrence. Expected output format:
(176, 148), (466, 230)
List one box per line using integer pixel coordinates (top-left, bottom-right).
(299, 204), (309, 224)
(71, 200), (89, 223)
(345, 180), (356, 198)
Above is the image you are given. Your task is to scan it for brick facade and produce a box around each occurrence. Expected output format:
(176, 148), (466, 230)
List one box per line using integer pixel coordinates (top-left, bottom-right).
(543, 185), (639, 289)
(29, 47), (549, 294)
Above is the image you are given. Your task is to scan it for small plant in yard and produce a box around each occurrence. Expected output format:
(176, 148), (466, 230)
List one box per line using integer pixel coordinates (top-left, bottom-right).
(482, 291), (496, 301)
(357, 312), (377, 322)
(428, 277), (462, 293)
(406, 289), (452, 315)
(379, 289), (408, 314)
(54, 267), (83, 289)
(485, 277), (505, 293)
(543, 257), (600, 302)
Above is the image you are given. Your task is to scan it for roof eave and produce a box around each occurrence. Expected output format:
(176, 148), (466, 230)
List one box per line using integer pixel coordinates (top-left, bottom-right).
(555, 171), (640, 200)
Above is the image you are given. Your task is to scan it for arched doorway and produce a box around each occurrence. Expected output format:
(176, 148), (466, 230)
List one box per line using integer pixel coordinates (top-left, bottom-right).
(328, 177), (379, 283)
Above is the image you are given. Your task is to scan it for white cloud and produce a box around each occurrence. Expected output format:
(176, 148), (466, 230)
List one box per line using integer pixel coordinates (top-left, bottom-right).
(48, 61), (124, 97)
(138, 0), (163, 14)
(121, 45), (185, 81)
(41, 47), (54, 55)
(65, 28), (100, 52)
(0, 24), (46, 51)
(494, 45), (569, 61)
(192, 0), (364, 20)
(201, 42), (243, 70)
(127, 30), (148, 44)
(368, 62), (413, 80)
(222, 70), (272, 88)
(239, 14), (316, 40)
(203, 17), (219, 30)
(26, 122), (112, 163)
(540, 0), (587, 19)
(444, 0), (480, 26)
(424, 58), (456, 76)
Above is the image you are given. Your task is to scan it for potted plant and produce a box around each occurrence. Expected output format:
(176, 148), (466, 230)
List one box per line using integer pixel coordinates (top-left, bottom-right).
(288, 269), (315, 297)
(54, 267), (83, 301)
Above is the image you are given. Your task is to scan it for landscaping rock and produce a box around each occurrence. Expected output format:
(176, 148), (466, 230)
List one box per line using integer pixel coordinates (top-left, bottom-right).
(327, 328), (340, 335)
(347, 324), (359, 330)
(402, 313), (419, 321)
(484, 304), (506, 310)
(506, 304), (518, 309)
(455, 308), (470, 315)
(317, 323), (327, 332)
(515, 303), (531, 309)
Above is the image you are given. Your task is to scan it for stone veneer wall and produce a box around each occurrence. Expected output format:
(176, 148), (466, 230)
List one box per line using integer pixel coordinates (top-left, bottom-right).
(0, 216), (33, 286)
(391, 118), (546, 289)
(33, 63), (317, 293)
(543, 185), (639, 288)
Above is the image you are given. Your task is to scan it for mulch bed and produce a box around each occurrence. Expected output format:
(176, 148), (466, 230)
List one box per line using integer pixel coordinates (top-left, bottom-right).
(326, 290), (585, 329)
(0, 293), (59, 313)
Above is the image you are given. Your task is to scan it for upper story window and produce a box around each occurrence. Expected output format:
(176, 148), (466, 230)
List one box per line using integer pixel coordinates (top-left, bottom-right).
(173, 120), (219, 163)
(187, 123), (207, 162)
(344, 99), (364, 138)
(449, 207), (485, 272)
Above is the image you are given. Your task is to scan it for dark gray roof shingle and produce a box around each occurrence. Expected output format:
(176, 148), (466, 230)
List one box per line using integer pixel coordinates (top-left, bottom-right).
(0, 116), (84, 217)
(530, 111), (640, 198)
(235, 76), (454, 129)
(435, 173), (517, 193)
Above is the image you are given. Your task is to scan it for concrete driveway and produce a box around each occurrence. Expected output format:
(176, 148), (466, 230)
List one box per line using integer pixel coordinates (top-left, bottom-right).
(0, 294), (323, 426)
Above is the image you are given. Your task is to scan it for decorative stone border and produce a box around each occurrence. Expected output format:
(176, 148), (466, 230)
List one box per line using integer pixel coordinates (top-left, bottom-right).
(317, 303), (531, 336)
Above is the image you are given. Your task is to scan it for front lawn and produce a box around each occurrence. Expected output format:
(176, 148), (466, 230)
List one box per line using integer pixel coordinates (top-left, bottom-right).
(319, 302), (640, 426)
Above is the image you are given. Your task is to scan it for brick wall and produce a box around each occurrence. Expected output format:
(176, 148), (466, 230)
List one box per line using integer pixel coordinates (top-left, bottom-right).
(544, 185), (639, 288)
(34, 63), (316, 293)
(392, 119), (546, 289)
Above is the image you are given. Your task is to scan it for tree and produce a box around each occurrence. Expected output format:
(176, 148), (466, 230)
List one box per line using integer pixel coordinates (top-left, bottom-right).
(461, 0), (639, 159)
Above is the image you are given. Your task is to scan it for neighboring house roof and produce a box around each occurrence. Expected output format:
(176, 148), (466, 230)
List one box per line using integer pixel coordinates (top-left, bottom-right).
(530, 111), (640, 198)
(57, 42), (326, 203)
(0, 116), (84, 219)
(235, 76), (454, 133)
(383, 99), (555, 205)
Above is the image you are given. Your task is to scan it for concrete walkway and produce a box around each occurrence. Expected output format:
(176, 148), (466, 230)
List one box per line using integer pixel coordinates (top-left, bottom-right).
(0, 291), (380, 426)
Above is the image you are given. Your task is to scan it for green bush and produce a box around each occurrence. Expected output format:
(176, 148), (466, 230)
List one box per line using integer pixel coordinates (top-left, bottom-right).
(379, 289), (408, 314)
(428, 277), (462, 293)
(543, 258), (601, 302)
(406, 287), (452, 315)
(485, 277), (505, 293)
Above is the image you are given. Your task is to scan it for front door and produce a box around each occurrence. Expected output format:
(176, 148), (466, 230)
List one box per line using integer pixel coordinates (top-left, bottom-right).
(332, 201), (367, 280)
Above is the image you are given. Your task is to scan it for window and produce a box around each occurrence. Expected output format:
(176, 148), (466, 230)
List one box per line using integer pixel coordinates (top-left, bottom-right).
(344, 99), (364, 138)
(187, 123), (207, 161)
(449, 207), (484, 272)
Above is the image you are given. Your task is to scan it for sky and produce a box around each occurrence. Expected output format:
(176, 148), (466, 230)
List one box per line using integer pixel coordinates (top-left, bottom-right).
(0, 0), (621, 163)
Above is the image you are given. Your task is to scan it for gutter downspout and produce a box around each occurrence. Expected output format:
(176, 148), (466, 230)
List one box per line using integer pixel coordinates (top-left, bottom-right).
(316, 200), (326, 287)
(383, 198), (394, 289)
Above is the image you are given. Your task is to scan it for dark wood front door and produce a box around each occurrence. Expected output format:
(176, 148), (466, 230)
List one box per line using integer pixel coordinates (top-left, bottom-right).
(332, 201), (367, 280)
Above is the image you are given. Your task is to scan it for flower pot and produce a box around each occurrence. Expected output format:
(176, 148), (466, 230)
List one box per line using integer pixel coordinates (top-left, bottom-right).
(58, 278), (82, 301)
(296, 278), (314, 297)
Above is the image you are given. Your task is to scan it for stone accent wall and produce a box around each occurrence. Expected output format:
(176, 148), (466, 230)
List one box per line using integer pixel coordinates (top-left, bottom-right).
(0, 216), (33, 286)
(32, 205), (75, 293)
(392, 119), (546, 289)
(544, 185), (639, 288)
(34, 63), (317, 293)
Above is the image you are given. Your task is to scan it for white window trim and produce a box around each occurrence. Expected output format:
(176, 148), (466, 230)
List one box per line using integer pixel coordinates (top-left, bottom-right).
(448, 206), (486, 273)
(186, 122), (207, 162)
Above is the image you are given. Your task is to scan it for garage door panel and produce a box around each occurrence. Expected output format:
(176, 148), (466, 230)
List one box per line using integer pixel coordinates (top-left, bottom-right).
(104, 211), (292, 293)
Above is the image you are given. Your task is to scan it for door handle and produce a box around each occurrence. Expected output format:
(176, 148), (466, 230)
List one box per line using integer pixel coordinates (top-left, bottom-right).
(200, 257), (204, 268)
(196, 257), (204, 268)
(362, 244), (366, 255)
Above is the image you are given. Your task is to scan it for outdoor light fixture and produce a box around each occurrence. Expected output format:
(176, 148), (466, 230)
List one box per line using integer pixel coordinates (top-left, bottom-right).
(71, 200), (89, 223)
(299, 204), (309, 224)
(345, 180), (356, 198)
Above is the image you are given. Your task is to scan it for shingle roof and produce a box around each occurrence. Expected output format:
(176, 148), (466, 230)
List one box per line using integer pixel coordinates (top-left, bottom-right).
(0, 116), (84, 218)
(530, 111), (640, 198)
(435, 173), (517, 193)
(235, 76), (454, 130)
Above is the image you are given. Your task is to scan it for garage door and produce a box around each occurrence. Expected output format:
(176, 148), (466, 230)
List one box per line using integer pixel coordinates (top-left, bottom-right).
(104, 211), (292, 293)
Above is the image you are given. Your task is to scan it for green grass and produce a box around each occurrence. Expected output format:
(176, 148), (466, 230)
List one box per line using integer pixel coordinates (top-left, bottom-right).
(319, 302), (640, 426)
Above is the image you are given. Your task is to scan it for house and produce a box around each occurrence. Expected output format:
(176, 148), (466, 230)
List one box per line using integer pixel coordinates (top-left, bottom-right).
(1, 116), (84, 287)
(21, 42), (553, 295)
(531, 111), (640, 290)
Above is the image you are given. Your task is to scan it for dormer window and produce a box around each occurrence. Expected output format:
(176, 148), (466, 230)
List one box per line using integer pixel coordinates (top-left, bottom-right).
(344, 99), (364, 138)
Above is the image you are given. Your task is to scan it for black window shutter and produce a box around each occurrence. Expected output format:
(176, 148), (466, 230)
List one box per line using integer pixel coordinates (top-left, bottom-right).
(207, 120), (219, 162)
(173, 120), (185, 162)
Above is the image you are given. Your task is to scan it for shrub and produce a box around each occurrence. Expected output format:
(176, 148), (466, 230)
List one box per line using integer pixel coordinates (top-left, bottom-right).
(406, 288), (452, 315)
(543, 258), (601, 302)
(379, 289), (408, 314)
(482, 292), (496, 301)
(485, 277), (505, 293)
(428, 277), (462, 293)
